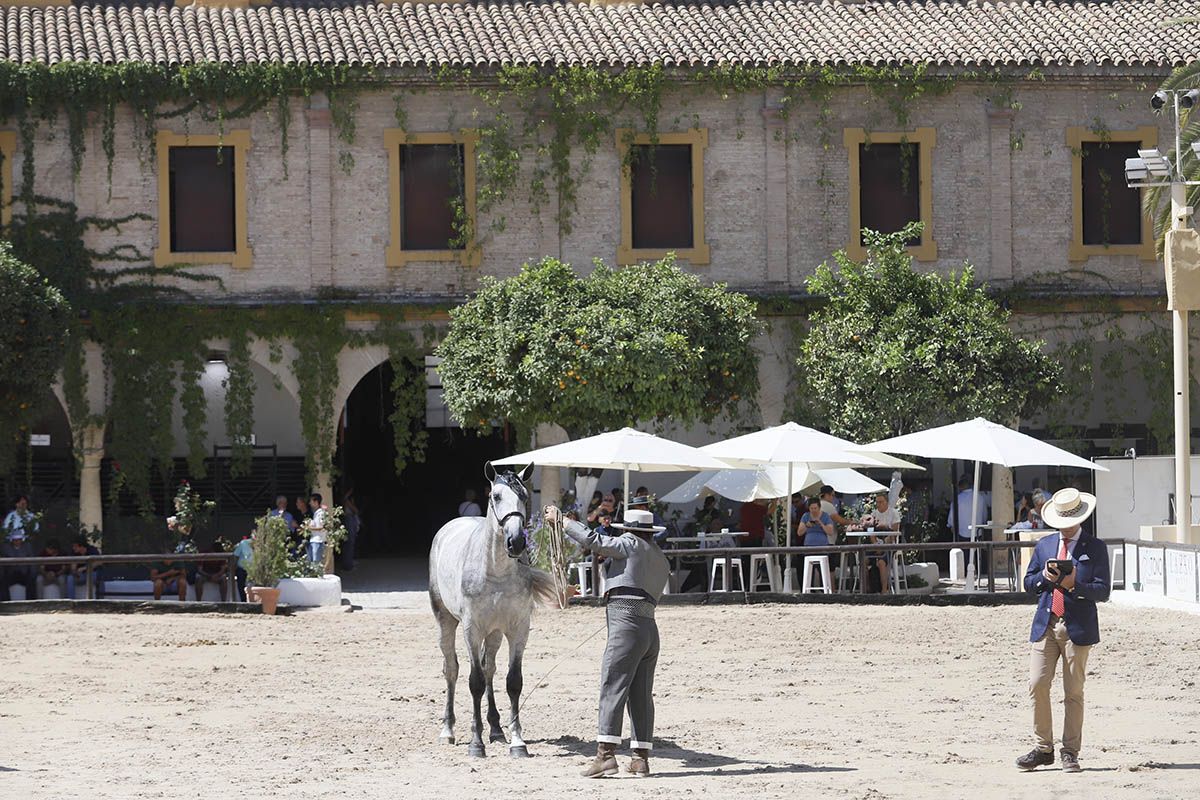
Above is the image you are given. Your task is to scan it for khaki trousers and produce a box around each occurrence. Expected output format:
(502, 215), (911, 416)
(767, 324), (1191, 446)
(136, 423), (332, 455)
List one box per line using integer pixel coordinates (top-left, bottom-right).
(1029, 615), (1091, 755)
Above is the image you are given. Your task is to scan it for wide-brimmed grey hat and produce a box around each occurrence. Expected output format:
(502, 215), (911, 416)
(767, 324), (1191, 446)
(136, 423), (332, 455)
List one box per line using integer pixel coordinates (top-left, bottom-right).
(612, 508), (666, 533)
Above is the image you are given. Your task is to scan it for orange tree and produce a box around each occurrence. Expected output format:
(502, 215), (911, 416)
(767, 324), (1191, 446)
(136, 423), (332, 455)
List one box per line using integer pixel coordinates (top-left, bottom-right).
(0, 241), (71, 474)
(437, 255), (760, 440)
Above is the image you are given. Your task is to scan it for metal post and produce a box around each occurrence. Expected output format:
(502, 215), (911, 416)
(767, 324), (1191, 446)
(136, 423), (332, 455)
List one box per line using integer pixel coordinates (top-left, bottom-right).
(1172, 179), (1192, 545)
(227, 553), (237, 602)
(85, 559), (94, 600)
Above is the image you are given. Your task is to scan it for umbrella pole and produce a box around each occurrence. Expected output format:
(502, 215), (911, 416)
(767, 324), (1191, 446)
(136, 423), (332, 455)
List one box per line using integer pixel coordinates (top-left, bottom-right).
(967, 460), (981, 591)
(623, 466), (629, 522)
(785, 465), (793, 592)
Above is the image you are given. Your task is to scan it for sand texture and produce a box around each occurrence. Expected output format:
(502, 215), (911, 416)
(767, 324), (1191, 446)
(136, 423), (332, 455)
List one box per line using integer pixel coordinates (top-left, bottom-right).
(1, 602), (1197, 798)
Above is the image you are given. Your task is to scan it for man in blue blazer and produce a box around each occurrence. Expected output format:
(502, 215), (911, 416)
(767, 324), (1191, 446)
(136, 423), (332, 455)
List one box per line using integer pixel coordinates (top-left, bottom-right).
(1016, 488), (1110, 774)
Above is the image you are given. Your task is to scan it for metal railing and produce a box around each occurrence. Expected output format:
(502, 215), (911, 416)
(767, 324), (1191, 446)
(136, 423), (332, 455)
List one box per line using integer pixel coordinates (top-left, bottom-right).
(0, 552), (239, 601)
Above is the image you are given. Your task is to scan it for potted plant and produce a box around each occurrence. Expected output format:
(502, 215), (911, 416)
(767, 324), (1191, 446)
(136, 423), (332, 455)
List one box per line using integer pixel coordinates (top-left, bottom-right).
(246, 513), (290, 615)
(276, 506), (348, 607)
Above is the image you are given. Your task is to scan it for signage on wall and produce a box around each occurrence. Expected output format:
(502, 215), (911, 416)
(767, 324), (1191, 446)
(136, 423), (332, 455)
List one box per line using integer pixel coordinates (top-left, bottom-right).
(29, 434), (50, 446)
(1166, 549), (1199, 603)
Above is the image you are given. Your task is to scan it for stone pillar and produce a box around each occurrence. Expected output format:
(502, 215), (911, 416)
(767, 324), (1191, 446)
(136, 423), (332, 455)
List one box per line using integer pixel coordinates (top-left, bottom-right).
(533, 423), (569, 509)
(308, 97), (334, 288)
(79, 425), (105, 534)
(762, 99), (789, 285)
(986, 106), (1015, 283)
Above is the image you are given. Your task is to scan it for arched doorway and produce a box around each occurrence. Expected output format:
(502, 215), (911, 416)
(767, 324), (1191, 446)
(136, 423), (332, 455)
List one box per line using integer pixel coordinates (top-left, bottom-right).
(335, 359), (509, 559)
(1, 390), (75, 541)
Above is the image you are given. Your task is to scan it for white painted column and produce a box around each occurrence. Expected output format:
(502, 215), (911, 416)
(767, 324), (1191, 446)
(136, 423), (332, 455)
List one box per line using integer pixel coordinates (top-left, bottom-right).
(79, 425), (105, 534)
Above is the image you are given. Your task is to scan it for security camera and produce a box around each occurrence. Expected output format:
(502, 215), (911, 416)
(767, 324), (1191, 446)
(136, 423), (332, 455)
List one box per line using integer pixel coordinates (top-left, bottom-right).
(1183, 89), (1200, 109)
(1152, 90), (1170, 110)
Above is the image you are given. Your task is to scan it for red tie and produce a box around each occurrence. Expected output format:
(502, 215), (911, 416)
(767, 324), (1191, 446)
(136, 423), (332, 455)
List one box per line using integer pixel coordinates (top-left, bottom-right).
(1051, 538), (1068, 617)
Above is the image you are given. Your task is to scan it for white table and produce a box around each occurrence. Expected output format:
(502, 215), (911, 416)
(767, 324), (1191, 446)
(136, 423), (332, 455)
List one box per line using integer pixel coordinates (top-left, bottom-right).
(842, 529), (902, 593)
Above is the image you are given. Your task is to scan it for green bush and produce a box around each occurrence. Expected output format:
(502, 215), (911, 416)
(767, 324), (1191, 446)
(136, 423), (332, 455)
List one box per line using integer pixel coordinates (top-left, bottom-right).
(246, 514), (290, 588)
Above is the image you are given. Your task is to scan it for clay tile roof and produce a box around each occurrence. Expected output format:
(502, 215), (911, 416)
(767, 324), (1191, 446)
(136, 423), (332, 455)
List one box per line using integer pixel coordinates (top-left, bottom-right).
(0, 0), (1195, 69)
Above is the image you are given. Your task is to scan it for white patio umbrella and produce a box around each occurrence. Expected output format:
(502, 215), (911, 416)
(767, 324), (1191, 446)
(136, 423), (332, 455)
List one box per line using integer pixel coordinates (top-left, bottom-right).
(702, 422), (922, 589)
(491, 427), (729, 510)
(858, 417), (1109, 589)
(660, 466), (886, 504)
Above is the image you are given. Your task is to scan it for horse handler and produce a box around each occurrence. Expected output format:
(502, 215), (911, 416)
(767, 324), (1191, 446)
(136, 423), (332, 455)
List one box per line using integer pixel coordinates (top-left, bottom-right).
(543, 506), (670, 778)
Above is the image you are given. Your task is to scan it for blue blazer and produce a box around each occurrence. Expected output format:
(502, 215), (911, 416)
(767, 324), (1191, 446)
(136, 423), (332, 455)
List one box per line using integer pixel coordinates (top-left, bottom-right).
(1024, 530), (1111, 646)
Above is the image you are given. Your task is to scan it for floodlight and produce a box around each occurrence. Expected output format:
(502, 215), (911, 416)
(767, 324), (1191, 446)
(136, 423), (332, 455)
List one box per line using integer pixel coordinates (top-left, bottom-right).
(1138, 148), (1172, 177)
(1191, 141), (1200, 160)
(1125, 157), (1149, 183)
(1152, 90), (1170, 110)
(1183, 89), (1200, 109)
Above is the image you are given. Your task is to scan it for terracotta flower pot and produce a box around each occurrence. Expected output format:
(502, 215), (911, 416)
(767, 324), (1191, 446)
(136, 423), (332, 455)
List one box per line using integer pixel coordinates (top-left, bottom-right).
(247, 586), (281, 615)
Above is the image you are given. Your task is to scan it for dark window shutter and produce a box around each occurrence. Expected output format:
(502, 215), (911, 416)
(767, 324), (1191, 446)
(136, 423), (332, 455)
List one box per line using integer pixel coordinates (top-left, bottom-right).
(859, 142), (921, 245)
(168, 146), (236, 253)
(630, 144), (693, 249)
(1081, 141), (1142, 246)
(401, 144), (465, 251)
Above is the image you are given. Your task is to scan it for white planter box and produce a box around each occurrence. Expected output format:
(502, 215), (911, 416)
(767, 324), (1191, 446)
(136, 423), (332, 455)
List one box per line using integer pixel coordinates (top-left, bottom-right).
(277, 575), (343, 607)
(902, 562), (939, 594)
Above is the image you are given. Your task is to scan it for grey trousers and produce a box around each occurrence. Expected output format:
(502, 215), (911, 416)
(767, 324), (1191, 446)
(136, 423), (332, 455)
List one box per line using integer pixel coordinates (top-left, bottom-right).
(596, 599), (660, 750)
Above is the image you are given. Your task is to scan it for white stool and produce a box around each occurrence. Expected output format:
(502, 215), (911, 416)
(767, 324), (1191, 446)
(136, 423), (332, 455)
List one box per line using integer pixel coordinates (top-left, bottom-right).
(708, 557), (744, 592)
(801, 555), (833, 594)
(949, 548), (965, 582)
(748, 553), (779, 592)
(890, 552), (909, 594)
(568, 562), (593, 595)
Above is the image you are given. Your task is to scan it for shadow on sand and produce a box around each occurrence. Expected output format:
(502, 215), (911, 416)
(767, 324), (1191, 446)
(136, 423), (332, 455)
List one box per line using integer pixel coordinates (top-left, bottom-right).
(540, 735), (855, 777)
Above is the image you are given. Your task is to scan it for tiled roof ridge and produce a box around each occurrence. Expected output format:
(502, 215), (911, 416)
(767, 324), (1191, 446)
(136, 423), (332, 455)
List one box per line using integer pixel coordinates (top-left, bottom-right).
(0, 0), (1194, 68)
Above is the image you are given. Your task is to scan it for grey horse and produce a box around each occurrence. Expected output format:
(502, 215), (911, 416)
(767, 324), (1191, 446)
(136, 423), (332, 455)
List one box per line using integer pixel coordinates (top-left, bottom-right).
(429, 463), (555, 758)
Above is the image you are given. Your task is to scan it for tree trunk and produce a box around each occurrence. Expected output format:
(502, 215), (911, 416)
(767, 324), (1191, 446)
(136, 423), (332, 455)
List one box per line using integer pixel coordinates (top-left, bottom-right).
(533, 423), (569, 510)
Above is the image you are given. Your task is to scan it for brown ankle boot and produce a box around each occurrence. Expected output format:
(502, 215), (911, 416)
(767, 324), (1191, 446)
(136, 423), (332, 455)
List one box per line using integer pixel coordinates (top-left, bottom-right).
(627, 748), (650, 777)
(580, 742), (619, 778)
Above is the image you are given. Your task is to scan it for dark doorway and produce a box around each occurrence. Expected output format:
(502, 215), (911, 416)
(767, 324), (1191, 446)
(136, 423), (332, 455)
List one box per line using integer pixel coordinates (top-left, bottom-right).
(335, 360), (509, 558)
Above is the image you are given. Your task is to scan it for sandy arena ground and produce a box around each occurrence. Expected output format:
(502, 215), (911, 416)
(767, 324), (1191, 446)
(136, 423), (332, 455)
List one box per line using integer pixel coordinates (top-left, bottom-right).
(1, 602), (1197, 799)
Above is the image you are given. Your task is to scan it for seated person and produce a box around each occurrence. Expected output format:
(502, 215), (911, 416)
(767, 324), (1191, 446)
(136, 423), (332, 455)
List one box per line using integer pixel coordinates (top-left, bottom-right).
(693, 495), (720, 533)
(587, 494), (616, 526)
(798, 499), (835, 547)
(150, 558), (189, 601)
(38, 540), (70, 598)
(193, 544), (230, 602)
(1, 530), (38, 601)
(864, 493), (901, 594)
(69, 537), (103, 599)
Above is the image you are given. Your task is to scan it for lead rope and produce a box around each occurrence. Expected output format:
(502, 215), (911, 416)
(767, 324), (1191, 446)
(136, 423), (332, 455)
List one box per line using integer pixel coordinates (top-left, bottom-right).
(546, 506), (570, 609)
(512, 620), (607, 719)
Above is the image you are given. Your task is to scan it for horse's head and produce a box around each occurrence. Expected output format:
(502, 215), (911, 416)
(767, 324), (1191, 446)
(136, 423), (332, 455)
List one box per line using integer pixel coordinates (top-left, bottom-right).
(484, 462), (533, 558)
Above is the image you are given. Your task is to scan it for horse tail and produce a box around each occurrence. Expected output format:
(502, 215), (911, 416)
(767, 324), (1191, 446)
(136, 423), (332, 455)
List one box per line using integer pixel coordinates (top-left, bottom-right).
(528, 567), (561, 607)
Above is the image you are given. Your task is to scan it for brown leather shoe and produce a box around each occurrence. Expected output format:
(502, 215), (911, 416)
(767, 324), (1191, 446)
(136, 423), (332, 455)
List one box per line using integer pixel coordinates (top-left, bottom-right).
(627, 748), (650, 777)
(581, 743), (619, 778)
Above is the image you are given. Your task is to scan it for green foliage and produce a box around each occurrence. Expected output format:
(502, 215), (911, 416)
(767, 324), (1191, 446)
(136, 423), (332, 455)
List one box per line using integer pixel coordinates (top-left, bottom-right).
(797, 224), (1064, 441)
(0, 241), (70, 474)
(437, 255), (760, 438)
(168, 479), (215, 538)
(247, 513), (291, 588)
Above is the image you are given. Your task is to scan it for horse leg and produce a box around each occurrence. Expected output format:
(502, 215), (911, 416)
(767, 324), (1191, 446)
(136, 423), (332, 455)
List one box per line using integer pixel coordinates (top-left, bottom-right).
(465, 625), (488, 758)
(433, 600), (459, 745)
(506, 619), (531, 758)
(483, 630), (506, 743)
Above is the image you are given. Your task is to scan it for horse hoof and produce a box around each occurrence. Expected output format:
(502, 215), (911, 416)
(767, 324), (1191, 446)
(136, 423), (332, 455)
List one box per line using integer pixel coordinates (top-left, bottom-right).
(439, 735), (455, 746)
(489, 732), (507, 744)
(509, 745), (530, 758)
(468, 744), (486, 759)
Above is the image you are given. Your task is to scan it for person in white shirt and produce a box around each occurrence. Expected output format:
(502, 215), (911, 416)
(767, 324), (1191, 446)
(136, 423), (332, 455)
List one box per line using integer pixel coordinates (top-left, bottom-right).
(869, 493), (901, 594)
(818, 485), (851, 545)
(458, 489), (483, 517)
(3, 495), (37, 540)
(947, 476), (991, 541)
(307, 493), (328, 564)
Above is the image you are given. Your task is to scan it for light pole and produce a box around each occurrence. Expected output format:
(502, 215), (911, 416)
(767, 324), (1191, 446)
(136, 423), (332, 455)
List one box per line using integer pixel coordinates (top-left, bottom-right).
(1125, 88), (1200, 544)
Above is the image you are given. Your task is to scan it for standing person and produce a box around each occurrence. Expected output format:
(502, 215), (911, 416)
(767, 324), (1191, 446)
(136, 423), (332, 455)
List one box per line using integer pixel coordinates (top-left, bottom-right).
(457, 488), (483, 517)
(3, 494), (38, 540)
(611, 488), (625, 523)
(232, 532), (253, 601)
(293, 495), (310, 525)
(306, 493), (327, 565)
(948, 475), (991, 574)
(269, 495), (297, 532)
(341, 484), (361, 571)
(544, 506), (670, 779)
(1017, 488), (1110, 774)
(818, 485), (852, 541)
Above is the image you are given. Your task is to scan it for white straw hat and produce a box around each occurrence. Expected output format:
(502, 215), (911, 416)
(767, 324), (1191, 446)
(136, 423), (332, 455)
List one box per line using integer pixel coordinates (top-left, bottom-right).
(612, 508), (666, 533)
(1039, 488), (1097, 530)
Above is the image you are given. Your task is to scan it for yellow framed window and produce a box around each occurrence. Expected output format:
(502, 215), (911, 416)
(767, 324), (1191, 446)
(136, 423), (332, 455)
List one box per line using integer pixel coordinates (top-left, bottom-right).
(154, 130), (252, 269)
(384, 130), (479, 268)
(617, 128), (710, 266)
(844, 127), (937, 262)
(1066, 126), (1157, 262)
(0, 130), (15, 227)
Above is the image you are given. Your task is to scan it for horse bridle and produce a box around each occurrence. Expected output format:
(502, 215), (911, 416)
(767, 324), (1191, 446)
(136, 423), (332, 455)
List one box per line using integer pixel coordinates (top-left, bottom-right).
(491, 500), (529, 558)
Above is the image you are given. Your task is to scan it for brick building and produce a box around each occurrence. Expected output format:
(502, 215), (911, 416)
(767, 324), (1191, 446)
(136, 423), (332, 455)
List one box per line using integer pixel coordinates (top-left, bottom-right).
(7, 0), (1199, 551)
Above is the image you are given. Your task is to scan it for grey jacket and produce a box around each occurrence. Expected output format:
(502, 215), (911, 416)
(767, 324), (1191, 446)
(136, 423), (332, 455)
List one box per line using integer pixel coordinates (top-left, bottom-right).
(562, 519), (671, 604)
